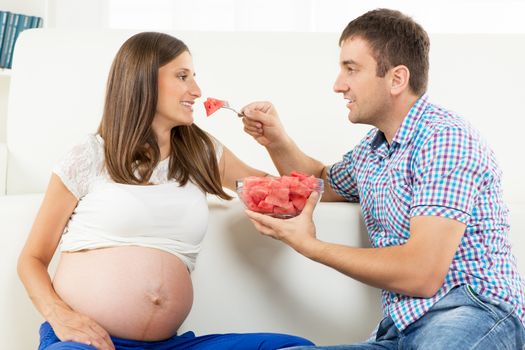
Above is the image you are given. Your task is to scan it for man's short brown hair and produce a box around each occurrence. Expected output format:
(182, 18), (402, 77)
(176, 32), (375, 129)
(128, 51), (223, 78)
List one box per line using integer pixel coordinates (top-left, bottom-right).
(340, 8), (430, 95)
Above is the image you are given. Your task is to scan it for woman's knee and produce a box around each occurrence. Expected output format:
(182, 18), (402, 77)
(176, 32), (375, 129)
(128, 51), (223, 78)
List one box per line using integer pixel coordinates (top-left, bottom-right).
(44, 341), (96, 350)
(258, 333), (315, 349)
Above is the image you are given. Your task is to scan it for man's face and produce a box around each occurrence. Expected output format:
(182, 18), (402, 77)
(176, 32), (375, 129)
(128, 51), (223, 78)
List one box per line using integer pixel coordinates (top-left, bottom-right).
(333, 36), (391, 126)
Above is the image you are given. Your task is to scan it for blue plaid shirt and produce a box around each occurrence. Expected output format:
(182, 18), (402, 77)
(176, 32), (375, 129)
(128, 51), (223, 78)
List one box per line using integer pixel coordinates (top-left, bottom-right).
(327, 94), (525, 331)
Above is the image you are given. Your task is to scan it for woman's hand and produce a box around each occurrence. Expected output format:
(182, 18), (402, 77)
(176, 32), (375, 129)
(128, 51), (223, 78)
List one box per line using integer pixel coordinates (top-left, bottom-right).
(244, 191), (320, 255)
(48, 303), (115, 350)
(241, 101), (290, 150)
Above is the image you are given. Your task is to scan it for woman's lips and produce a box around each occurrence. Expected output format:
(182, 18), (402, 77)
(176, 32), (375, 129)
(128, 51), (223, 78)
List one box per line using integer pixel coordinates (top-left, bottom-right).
(181, 101), (194, 110)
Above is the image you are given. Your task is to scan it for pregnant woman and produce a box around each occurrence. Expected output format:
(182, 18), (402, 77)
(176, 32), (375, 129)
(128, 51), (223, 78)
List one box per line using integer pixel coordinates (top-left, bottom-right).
(17, 32), (313, 350)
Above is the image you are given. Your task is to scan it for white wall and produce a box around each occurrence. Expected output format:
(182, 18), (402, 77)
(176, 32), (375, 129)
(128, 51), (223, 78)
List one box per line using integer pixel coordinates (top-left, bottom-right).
(0, 0), (46, 19)
(0, 73), (8, 143)
(46, 0), (107, 28)
(0, 0), (46, 145)
(3, 0), (525, 33)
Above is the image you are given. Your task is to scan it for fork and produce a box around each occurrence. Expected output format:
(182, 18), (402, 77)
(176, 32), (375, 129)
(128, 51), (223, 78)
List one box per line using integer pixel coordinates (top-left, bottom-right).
(221, 101), (244, 117)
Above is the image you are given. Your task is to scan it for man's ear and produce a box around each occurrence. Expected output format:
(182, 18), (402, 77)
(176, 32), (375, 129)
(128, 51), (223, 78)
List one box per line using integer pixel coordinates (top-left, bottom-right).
(390, 65), (410, 96)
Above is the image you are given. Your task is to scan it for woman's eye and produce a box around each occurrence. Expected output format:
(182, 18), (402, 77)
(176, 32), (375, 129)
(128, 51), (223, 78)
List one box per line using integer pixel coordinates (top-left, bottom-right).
(177, 75), (188, 81)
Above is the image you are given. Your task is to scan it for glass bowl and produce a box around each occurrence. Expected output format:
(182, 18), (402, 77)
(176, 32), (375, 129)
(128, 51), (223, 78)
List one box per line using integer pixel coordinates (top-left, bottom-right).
(236, 173), (324, 219)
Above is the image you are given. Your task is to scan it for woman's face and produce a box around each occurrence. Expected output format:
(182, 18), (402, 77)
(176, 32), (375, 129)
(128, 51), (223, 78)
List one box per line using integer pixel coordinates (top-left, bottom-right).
(154, 51), (202, 129)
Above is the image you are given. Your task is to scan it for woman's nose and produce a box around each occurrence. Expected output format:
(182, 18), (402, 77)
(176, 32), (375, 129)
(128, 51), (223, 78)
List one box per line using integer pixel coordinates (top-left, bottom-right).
(191, 80), (202, 98)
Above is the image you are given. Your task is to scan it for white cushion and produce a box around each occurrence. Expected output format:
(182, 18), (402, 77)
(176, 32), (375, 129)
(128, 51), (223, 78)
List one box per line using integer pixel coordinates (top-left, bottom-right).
(6, 30), (525, 202)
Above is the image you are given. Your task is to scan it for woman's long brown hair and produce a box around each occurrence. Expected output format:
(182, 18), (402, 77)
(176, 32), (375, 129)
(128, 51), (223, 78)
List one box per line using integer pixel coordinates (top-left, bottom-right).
(98, 32), (231, 199)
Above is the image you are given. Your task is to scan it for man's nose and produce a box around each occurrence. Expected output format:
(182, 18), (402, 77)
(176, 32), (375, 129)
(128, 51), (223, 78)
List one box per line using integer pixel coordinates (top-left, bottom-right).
(333, 72), (348, 93)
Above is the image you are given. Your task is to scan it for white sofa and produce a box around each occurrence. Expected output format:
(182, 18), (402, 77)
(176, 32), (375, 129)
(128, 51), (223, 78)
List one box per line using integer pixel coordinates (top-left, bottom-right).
(1, 29), (524, 349)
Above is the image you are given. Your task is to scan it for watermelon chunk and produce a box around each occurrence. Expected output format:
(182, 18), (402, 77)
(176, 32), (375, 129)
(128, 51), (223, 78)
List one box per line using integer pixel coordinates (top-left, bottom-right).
(204, 97), (225, 117)
(290, 193), (307, 211)
(237, 171), (323, 218)
(273, 201), (296, 215)
(265, 187), (290, 207)
(257, 199), (274, 213)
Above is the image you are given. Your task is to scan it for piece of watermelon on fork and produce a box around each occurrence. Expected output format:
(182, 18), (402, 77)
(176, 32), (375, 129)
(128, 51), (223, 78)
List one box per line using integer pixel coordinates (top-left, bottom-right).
(204, 97), (225, 117)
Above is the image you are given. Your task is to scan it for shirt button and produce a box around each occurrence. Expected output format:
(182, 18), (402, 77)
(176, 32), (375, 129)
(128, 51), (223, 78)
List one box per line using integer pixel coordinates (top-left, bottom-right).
(392, 296), (399, 302)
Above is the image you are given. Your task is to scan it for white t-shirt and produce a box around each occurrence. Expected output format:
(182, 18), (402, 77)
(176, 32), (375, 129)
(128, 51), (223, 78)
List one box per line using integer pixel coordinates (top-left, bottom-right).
(52, 134), (223, 271)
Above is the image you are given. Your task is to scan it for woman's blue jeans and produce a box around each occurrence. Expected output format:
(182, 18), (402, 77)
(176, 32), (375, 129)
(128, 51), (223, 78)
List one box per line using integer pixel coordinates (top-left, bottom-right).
(39, 322), (313, 350)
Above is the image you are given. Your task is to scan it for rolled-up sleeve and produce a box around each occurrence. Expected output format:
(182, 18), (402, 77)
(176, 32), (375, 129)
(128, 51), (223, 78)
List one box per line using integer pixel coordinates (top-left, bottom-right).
(410, 126), (485, 224)
(327, 150), (360, 202)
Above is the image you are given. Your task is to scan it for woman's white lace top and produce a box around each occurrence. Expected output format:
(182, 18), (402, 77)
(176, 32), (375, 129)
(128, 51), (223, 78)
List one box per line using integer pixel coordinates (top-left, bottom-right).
(52, 134), (223, 271)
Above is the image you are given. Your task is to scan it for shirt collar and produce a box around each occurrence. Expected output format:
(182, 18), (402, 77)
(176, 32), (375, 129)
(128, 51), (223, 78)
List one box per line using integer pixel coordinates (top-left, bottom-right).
(369, 94), (430, 154)
(391, 94), (430, 146)
(370, 130), (387, 151)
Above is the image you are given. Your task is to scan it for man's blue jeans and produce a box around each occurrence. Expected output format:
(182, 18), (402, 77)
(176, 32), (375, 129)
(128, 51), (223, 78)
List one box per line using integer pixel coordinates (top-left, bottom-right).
(284, 285), (525, 349)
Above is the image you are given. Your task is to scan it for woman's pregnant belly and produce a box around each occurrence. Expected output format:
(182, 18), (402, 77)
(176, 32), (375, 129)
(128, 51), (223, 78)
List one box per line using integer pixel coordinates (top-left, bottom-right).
(52, 246), (193, 341)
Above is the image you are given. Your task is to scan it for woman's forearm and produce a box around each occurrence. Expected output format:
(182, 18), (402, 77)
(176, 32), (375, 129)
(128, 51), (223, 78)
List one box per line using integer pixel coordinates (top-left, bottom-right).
(18, 256), (71, 321)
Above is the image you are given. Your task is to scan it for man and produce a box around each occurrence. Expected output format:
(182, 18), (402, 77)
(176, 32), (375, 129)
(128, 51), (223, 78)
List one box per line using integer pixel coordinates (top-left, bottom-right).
(240, 8), (525, 349)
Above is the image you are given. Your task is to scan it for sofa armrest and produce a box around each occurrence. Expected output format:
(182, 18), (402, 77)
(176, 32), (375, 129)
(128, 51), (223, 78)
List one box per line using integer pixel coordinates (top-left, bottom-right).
(0, 194), (46, 349)
(0, 142), (6, 195)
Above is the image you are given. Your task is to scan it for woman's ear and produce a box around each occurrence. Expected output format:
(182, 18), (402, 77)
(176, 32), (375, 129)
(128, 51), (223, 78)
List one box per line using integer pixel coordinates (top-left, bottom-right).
(390, 65), (410, 96)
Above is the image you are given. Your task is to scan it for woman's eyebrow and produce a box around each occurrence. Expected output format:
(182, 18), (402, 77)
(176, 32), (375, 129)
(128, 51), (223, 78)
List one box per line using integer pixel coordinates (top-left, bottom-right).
(176, 67), (196, 76)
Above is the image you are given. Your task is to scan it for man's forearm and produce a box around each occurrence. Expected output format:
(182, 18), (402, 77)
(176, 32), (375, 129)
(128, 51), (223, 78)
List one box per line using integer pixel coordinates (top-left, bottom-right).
(302, 240), (442, 298)
(266, 138), (346, 202)
(266, 138), (325, 177)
